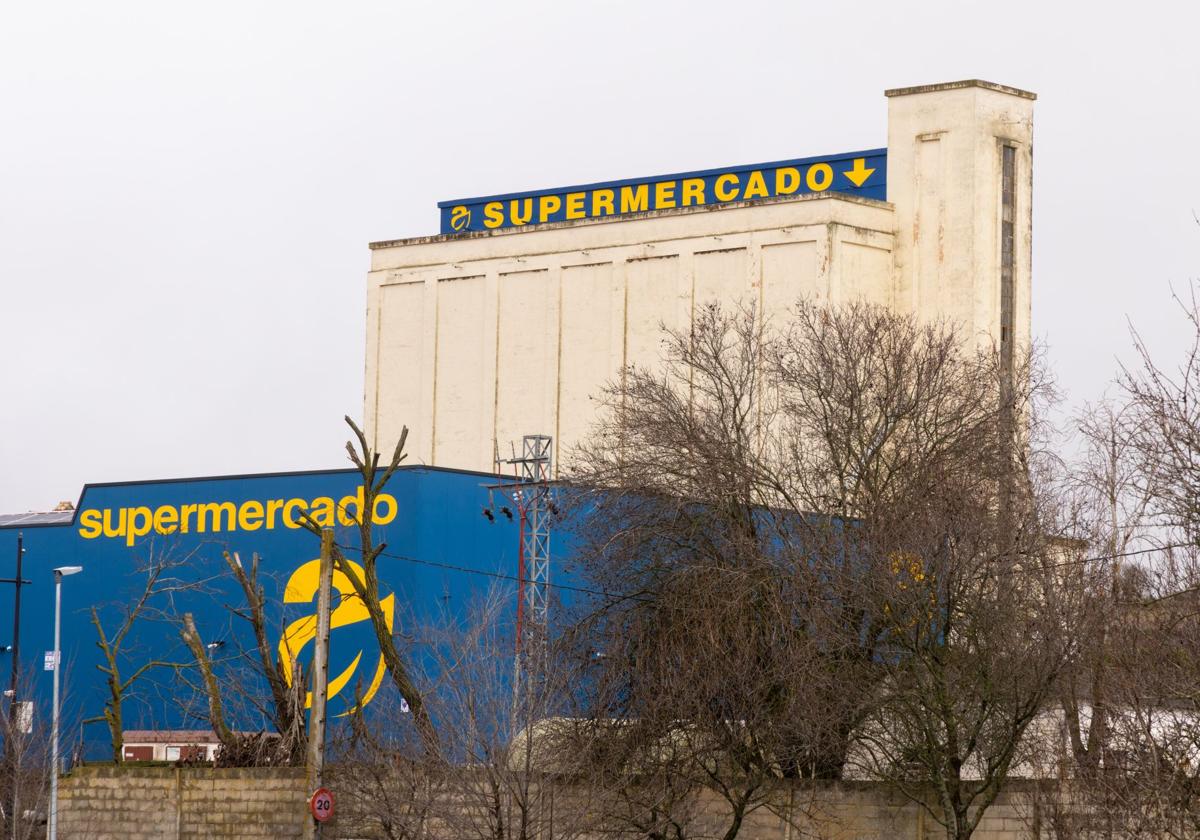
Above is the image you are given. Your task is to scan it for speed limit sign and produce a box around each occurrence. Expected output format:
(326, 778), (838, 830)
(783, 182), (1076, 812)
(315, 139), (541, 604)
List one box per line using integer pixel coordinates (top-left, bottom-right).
(309, 787), (335, 822)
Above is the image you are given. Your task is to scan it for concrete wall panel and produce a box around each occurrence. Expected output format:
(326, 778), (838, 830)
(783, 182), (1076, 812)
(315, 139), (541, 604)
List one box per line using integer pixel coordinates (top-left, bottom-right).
(496, 269), (558, 466)
(432, 275), (488, 467)
(693, 247), (750, 313)
(374, 280), (427, 460)
(558, 262), (621, 466)
(761, 239), (821, 319)
(625, 254), (683, 373)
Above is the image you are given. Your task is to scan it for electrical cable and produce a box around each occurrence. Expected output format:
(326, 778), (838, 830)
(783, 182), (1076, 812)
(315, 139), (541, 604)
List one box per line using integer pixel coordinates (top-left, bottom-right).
(337, 538), (1198, 605)
(335, 542), (653, 604)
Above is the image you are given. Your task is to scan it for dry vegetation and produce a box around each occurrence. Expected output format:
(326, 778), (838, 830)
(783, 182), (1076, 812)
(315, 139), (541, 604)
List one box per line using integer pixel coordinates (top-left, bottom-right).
(17, 292), (1200, 840)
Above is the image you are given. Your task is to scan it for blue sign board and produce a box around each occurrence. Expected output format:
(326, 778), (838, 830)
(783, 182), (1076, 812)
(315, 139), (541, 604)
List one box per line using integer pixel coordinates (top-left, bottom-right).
(438, 148), (887, 234)
(0, 466), (531, 756)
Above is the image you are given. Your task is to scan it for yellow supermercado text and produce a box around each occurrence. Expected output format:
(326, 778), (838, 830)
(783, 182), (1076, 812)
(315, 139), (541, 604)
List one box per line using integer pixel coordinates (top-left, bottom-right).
(476, 164), (838, 229)
(77, 488), (398, 546)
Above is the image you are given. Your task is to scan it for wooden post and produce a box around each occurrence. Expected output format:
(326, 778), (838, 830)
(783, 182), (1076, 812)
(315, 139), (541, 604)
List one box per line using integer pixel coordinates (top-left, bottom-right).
(304, 529), (335, 839)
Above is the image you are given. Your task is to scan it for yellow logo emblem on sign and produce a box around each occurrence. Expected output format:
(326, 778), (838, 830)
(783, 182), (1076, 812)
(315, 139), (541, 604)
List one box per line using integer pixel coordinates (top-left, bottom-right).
(278, 558), (395, 715)
(449, 205), (471, 232)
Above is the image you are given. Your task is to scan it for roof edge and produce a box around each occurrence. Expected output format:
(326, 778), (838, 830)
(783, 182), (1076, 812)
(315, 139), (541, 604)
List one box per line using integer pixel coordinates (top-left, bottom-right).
(884, 79), (1037, 101)
(0, 463), (516, 529)
(370, 191), (894, 251)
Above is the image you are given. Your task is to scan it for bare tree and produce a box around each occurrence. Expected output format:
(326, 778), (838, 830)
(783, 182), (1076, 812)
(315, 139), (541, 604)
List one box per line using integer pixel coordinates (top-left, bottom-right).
(179, 611), (236, 749)
(299, 417), (439, 758)
(1122, 286), (1200, 544)
(834, 335), (1084, 840)
(221, 550), (306, 764)
(568, 299), (1079, 840)
(331, 693), (442, 840)
(568, 564), (822, 840)
(567, 302), (887, 785)
(1, 670), (52, 840)
(850, 437), (1077, 840)
(1048, 398), (1154, 815)
(87, 543), (202, 762)
(333, 589), (602, 840)
(1010, 282), (1200, 839)
(1048, 282), (1200, 837)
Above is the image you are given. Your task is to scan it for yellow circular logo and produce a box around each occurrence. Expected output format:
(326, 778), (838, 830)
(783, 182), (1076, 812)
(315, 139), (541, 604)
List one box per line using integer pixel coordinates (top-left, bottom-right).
(449, 205), (472, 232)
(277, 558), (395, 716)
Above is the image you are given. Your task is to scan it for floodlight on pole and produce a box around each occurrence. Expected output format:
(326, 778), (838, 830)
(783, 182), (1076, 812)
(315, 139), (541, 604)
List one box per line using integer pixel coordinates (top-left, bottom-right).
(48, 564), (82, 840)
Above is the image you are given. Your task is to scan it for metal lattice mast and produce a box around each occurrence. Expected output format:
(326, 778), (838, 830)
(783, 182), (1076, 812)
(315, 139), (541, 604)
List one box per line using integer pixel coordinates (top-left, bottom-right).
(516, 435), (552, 639)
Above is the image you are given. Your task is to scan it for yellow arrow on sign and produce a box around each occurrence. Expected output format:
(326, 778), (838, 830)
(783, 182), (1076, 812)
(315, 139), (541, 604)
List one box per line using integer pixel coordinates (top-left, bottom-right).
(843, 158), (876, 188)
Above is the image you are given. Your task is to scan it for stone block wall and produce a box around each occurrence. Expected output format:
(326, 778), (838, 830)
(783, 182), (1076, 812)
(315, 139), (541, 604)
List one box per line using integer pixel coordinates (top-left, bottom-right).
(57, 764), (1045, 840)
(57, 765), (309, 840)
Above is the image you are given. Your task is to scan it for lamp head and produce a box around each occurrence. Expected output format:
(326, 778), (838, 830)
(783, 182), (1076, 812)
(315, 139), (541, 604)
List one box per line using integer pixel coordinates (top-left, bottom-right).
(53, 566), (83, 578)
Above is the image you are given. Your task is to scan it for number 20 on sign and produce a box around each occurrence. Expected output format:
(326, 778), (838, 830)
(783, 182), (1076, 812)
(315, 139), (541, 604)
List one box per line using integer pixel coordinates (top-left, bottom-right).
(310, 788), (335, 822)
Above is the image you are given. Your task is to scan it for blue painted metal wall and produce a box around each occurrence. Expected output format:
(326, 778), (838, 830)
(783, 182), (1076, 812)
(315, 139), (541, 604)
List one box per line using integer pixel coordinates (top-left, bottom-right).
(0, 466), (531, 756)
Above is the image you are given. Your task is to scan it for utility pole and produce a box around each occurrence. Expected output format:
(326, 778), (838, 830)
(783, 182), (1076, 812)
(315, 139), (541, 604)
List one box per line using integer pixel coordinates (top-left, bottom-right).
(2, 534), (30, 840)
(303, 529), (334, 840)
(48, 565), (83, 840)
(488, 436), (553, 720)
(508, 435), (553, 650)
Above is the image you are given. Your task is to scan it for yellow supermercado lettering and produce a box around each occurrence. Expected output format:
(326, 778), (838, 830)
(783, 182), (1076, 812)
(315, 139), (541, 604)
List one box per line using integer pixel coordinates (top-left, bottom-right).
(75, 492), (400, 541)
(619, 184), (649, 213)
(283, 498), (308, 528)
(714, 173), (740, 201)
(537, 194), (562, 223)
(459, 154), (872, 231)
(483, 201), (504, 229)
(592, 189), (615, 216)
(510, 198), (533, 226)
(775, 167), (801, 194)
(681, 178), (705, 206)
(238, 500), (264, 531)
(126, 506), (153, 547)
(102, 508), (126, 539)
(806, 163), (833, 191)
(565, 192), (586, 219)
(154, 505), (178, 535)
(78, 509), (102, 539)
(742, 170), (768, 199)
(197, 502), (236, 533)
(654, 181), (676, 209)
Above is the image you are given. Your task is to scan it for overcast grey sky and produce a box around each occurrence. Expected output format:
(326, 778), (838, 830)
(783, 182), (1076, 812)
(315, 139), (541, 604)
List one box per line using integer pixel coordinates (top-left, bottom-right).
(2, 0), (1198, 512)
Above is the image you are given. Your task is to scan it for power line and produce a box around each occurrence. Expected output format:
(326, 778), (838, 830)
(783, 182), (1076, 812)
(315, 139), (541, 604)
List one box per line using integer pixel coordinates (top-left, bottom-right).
(1015, 541), (1193, 574)
(335, 542), (653, 604)
(339, 537), (1199, 605)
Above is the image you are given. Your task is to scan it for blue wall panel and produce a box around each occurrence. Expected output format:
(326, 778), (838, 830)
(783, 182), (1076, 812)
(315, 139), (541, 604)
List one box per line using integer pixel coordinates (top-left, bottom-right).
(0, 466), (530, 755)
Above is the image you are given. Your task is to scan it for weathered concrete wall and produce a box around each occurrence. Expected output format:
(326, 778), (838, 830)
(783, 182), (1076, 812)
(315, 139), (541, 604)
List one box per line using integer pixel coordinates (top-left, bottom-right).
(57, 765), (309, 840)
(364, 79), (1036, 478)
(58, 765), (1046, 840)
(365, 193), (894, 475)
(329, 771), (1045, 840)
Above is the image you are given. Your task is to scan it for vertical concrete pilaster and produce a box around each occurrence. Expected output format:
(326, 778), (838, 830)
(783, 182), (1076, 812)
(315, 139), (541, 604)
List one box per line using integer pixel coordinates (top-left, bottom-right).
(886, 79), (1035, 350)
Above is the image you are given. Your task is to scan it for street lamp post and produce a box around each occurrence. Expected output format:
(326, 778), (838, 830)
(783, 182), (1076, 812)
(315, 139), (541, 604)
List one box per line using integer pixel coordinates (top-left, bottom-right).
(48, 565), (81, 840)
(2, 533), (31, 840)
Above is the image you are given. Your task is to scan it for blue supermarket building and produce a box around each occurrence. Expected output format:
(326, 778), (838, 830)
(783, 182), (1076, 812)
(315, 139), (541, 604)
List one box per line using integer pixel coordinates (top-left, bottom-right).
(0, 465), (550, 759)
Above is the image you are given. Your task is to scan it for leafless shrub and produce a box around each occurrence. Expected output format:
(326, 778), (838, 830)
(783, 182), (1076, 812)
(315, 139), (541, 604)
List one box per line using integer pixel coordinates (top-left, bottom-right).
(565, 299), (1080, 840)
(86, 542), (205, 762)
(333, 589), (602, 840)
(2, 670), (52, 840)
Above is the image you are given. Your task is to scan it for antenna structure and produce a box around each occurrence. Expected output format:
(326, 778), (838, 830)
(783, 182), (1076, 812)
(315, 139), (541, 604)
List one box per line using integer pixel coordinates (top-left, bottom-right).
(508, 434), (553, 647)
(484, 434), (554, 652)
